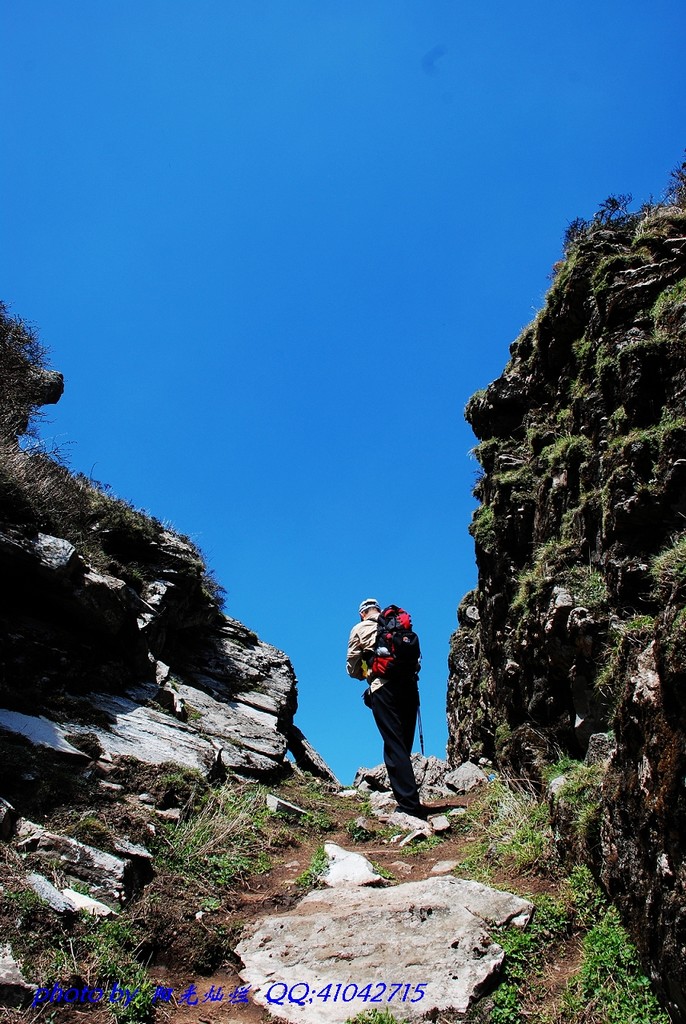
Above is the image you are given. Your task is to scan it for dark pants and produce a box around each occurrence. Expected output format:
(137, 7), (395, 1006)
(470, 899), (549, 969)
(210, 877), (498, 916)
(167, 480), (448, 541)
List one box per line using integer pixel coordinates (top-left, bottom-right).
(371, 680), (422, 817)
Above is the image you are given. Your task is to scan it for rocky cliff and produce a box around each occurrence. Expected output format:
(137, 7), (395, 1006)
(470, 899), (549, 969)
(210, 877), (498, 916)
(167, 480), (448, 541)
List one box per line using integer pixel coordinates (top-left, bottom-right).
(449, 195), (686, 1018)
(0, 302), (334, 804)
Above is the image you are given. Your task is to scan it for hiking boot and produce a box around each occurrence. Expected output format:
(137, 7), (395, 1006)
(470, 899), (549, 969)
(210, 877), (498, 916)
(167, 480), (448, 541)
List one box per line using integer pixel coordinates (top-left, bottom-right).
(398, 805), (428, 821)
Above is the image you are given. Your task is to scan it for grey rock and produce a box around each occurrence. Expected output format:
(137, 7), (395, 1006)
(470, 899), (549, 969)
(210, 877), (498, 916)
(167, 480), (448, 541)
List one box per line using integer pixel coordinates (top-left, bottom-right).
(355, 756), (455, 803)
(430, 859), (459, 874)
(389, 810), (432, 832)
(631, 642), (660, 705)
(585, 733), (616, 766)
(353, 763), (389, 791)
(414, 754), (454, 799)
(368, 790), (396, 814)
(0, 943), (36, 1008)
(174, 681), (288, 761)
(32, 833), (131, 903)
(112, 838), (153, 861)
(236, 876), (533, 1022)
(389, 860), (413, 877)
(34, 534), (80, 575)
(145, 682), (185, 718)
(266, 794), (307, 817)
(65, 693), (220, 775)
(156, 807), (181, 822)
(287, 723), (341, 786)
(0, 710), (91, 761)
(428, 814), (451, 833)
(26, 873), (77, 914)
(0, 528), (80, 580)
(155, 660), (171, 685)
(547, 776), (567, 799)
(0, 797), (17, 840)
(322, 844), (384, 887)
(61, 889), (115, 917)
(398, 828), (430, 848)
(445, 762), (489, 793)
(463, 604), (480, 625)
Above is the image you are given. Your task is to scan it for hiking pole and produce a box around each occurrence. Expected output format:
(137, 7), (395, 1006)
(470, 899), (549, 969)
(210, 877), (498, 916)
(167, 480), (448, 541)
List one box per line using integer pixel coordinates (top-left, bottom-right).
(417, 703), (425, 756)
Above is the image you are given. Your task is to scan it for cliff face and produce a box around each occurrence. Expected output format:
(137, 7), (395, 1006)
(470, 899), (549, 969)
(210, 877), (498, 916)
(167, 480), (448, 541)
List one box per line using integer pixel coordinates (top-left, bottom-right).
(0, 304), (334, 794)
(449, 204), (686, 1015)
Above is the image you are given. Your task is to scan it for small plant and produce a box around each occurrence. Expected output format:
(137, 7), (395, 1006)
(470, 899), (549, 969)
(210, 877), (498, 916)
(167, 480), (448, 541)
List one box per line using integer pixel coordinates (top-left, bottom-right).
(566, 864), (608, 929)
(552, 761), (605, 849)
(200, 896), (222, 912)
(81, 918), (154, 1023)
(563, 216), (591, 254)
(302, 810), (335, 833)
(651, 533), (686, 599)
(511, 539), (576, 616)
(469, 504), (497, 554)
(540, 433), (593, 470)
(345, 1009), (408, 1024)
(64, 815), (114, 849)
(651, 278), (686, 330)
(561, 564), (608, 610)
(296, 845), (330, 889)
(664, 150), (686, 208)
(346, 819), (376, 843)
(594, 192), (633, 224)
(456, 780), (558, 881)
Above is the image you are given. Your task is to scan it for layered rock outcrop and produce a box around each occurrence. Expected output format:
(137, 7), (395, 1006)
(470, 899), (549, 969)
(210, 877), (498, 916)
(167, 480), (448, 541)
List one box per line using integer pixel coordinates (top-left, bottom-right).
(449, 204), (686, 1017)
(0, 304), (335, 803)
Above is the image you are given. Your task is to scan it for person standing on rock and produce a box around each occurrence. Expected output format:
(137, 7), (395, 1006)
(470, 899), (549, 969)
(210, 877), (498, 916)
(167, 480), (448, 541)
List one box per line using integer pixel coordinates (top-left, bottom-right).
(347, 598), (425, 820)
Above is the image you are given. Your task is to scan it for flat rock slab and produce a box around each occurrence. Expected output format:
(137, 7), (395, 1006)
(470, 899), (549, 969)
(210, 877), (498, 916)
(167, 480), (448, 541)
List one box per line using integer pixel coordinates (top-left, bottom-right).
(0, 710), (90, 761)
(236, 875), (533, 1023)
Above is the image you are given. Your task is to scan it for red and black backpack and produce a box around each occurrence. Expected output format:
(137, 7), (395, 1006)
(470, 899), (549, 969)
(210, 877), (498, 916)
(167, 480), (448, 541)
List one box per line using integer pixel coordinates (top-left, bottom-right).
(369, 605), (421, 683)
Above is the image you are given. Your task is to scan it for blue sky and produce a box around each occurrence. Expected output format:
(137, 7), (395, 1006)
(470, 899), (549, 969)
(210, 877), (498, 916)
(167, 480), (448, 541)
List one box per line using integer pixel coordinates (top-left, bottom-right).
(2, 2), (684, 784)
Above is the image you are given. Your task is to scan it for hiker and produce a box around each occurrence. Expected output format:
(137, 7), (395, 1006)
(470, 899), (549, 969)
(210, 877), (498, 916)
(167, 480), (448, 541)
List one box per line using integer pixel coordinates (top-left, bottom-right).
(347, 598), (425, 820)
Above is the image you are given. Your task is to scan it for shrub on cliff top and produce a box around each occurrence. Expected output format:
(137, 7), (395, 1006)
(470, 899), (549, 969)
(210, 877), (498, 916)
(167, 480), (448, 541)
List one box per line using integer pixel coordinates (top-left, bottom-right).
(0, 302), (49, 439)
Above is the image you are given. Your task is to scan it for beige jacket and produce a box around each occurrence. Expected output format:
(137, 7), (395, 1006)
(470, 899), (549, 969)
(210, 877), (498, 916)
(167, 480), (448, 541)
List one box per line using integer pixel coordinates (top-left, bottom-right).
(347, 613), (384, 692)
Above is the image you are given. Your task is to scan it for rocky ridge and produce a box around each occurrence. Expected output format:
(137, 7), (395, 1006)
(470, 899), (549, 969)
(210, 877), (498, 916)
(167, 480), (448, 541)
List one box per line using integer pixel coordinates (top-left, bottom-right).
(0, 303), (333, 789)
(449, 201), (686, 1017)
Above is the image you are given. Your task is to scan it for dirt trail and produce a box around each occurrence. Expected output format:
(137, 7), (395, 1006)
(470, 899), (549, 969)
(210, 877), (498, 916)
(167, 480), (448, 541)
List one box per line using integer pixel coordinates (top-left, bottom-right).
(161, 793), (567, 1024)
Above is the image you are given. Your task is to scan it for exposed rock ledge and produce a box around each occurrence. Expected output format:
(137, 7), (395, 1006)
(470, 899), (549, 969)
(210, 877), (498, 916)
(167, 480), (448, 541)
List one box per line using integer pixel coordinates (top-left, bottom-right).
(0, 526), (336, 784)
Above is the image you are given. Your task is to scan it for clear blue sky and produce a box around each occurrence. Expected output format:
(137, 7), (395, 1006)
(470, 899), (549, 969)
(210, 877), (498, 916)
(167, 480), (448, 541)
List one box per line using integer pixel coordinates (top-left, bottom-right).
(2, 2), (684, 784)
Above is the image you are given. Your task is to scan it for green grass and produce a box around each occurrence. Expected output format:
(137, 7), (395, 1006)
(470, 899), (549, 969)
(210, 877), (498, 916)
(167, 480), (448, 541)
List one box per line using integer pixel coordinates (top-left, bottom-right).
(560, 906), (670, 1024)
(345, 1010), (409, 1024)
(490, 893), (573, 1022)
(455, 780), (558, 882)
(295, 845), (330, 889)
(152, 782), (272, 886)
(651, 533), (686, 599)
(469, 504), (498, 553)
(651, 278), (686, 329)
(486, 864), (668, 1024)
(80, 919), (154, 1024)
(550, 761), (605, 848)
(540, 434), (593, 470)
(560, 565), (608, 610)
